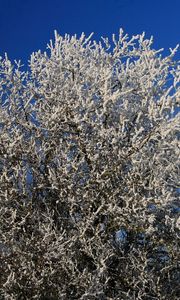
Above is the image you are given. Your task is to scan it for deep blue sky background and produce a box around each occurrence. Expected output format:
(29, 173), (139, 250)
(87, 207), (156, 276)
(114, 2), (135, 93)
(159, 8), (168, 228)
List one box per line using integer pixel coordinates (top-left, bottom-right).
(0, 0), (179, 64)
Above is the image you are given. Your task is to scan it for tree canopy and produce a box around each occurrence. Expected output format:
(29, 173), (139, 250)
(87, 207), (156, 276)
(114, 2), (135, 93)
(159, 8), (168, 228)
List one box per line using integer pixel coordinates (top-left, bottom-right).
(0, 30), (179, 299)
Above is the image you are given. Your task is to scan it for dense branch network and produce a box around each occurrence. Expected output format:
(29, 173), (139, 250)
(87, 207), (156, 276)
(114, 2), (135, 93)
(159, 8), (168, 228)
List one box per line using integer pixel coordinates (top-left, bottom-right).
(0, 30), (179, 299)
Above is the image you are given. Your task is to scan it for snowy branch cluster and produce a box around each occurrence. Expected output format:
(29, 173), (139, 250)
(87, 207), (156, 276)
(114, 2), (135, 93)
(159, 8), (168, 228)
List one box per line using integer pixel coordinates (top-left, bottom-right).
(0, 30), (179, 299)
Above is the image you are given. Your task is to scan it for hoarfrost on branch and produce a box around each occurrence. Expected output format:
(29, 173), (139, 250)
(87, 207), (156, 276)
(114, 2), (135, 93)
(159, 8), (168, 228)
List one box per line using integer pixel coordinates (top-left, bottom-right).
(0, 29), (179, 299)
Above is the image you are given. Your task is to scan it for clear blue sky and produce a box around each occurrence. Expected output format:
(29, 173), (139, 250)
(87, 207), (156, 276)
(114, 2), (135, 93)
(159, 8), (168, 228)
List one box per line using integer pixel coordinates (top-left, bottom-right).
(0, 0), (179, 63)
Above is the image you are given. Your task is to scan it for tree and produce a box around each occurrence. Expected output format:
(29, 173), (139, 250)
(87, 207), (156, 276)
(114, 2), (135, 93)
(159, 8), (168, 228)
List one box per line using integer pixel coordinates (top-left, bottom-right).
(0, 29), (179, 299)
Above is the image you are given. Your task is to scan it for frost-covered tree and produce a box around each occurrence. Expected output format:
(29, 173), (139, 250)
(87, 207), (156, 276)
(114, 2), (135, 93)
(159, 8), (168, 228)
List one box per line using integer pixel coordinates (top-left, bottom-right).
(0, 30), (179, 299)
